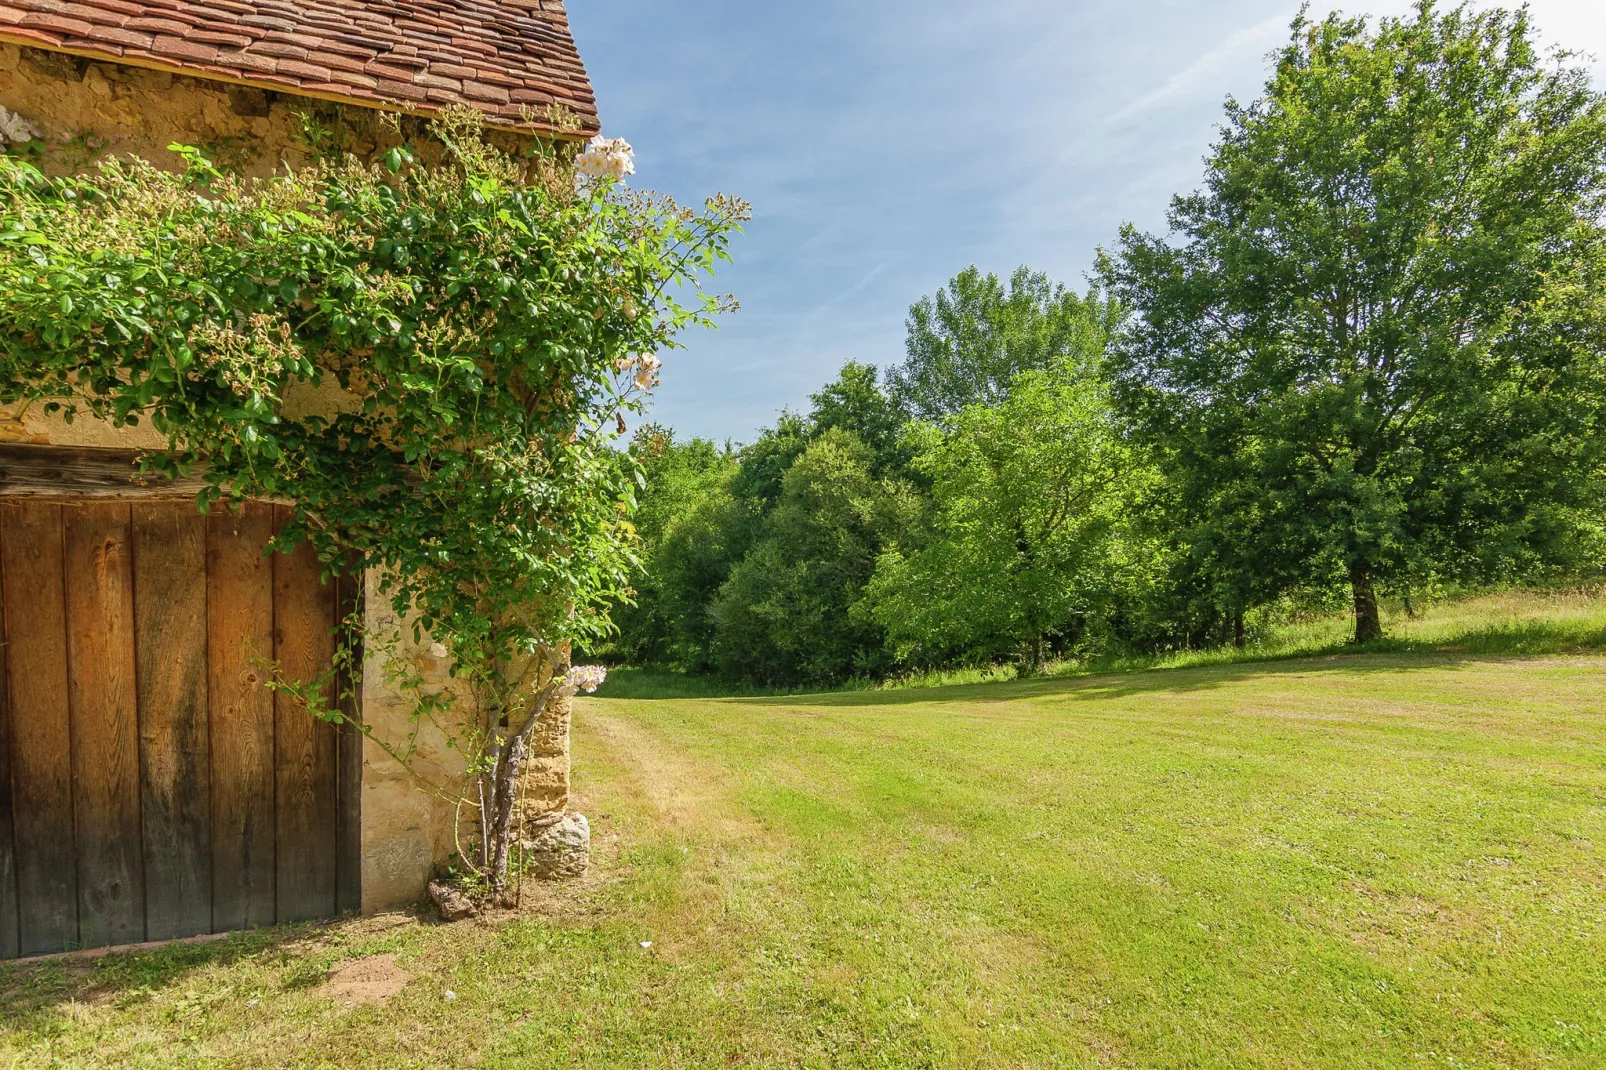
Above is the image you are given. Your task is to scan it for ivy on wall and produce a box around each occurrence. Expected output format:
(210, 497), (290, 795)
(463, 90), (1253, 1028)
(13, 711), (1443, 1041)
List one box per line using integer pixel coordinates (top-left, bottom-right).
(0, 107), (748, 896)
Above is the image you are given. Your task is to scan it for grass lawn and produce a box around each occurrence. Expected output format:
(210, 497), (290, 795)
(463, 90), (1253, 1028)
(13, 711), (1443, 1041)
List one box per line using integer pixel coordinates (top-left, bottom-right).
(4, 606), (1606, 1065)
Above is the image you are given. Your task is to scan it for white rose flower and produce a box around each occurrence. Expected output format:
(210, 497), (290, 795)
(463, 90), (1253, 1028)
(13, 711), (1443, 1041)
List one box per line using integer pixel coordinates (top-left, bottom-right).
(631, 352), (662, 390)
(575, 136), (635, 184)
(558, 664), (608, 697)
(429, 642), (448, 659)
(0, 107), (41, 146)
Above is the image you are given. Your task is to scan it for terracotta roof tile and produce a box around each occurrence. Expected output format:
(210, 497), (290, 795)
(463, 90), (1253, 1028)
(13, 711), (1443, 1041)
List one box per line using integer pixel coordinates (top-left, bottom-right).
(59, 3), (128, 24)
(326, 67), (373, 89)
(20, 12), (94, 34)
(248, 39), (299, 58)
(80, 23), (148, 46)
(0, 0), (599, 134)
(304, 48), (364, 72)
(124, 13), (185, 32)
(152, 34), (216, 61)
(213, 47), (274, 71)
(185, 28), (251, 47)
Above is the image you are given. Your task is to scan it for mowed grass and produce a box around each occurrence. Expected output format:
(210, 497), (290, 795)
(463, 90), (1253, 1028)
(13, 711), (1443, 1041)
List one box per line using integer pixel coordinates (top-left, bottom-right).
(5, 612), (1606, 1065)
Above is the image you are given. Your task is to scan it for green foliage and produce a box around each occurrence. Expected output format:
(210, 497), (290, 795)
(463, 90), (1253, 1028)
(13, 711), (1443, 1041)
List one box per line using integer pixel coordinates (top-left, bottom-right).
(728, 409), (811, 508)
(807, 360), (909, 474)
(595, 5), (1606, 686)
(710, 429), (920, 685)
(887, 265), (1116, 424)
(0, 107), (746, 891)
(1100, 1), (1606, 642)
(868, 361), (1156, 669)
(614, 361), (928, 686)
(610, 426), (748, 672)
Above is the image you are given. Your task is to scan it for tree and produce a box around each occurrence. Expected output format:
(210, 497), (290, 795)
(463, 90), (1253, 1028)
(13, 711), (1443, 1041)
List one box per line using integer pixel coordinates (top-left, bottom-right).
(887, 265), (1115, 424)
(710, 429), (918, 685)
(0, 109), (746, 900)
(1101, 2), (1606, 643)
(728, 409), (811, 508)
(867, 361), (1150, 671)
(610, 426), (746, 672)
(808, 360), (910, 474)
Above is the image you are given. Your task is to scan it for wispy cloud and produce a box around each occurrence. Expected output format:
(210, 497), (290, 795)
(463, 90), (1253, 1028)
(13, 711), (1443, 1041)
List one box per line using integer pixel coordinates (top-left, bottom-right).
(1107, 11), (1293, 127)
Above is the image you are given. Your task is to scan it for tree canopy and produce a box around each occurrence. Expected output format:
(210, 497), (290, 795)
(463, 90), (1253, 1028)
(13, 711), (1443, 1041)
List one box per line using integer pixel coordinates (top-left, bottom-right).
(868, 360), (1152, 670)
(1100, 0), (1606, 641)
(887, 265), (1115, 424)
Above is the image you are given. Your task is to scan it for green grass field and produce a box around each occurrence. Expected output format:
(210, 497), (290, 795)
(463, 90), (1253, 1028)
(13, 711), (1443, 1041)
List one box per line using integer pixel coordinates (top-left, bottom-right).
(4, 592), (1606, 1067)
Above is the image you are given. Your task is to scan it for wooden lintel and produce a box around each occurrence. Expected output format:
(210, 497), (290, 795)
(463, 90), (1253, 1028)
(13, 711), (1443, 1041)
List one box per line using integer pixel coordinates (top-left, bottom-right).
(0, 444), (208, 500)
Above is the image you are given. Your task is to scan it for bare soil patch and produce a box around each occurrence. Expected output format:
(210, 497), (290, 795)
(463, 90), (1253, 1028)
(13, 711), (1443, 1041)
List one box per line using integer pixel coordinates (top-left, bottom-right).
(320, 954), (410, 1007)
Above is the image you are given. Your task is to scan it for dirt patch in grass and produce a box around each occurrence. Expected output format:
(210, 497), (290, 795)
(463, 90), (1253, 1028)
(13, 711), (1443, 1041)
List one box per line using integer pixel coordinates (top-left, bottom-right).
(320, 955), (410, 1007)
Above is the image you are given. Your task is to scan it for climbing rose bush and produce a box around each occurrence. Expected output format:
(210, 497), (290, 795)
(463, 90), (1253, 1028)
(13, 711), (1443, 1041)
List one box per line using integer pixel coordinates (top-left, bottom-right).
(0, 107), (746, 898)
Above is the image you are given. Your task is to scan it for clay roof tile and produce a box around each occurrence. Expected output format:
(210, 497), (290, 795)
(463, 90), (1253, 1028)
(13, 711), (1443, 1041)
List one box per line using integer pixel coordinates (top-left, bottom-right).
(0, 0), (599, 134)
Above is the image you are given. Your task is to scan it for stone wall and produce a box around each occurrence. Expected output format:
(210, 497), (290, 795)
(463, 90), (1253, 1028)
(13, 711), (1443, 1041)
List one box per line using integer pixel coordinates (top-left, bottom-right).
(358, 593), (577, 910)
(0, 42), (535, 179)
(358, 573), (470, 913)
(0, 42), (314, 177)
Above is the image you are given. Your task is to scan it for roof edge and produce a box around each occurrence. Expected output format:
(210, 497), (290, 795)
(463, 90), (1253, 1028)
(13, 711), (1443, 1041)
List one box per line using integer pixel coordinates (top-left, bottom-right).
(0, 31), (595, 142)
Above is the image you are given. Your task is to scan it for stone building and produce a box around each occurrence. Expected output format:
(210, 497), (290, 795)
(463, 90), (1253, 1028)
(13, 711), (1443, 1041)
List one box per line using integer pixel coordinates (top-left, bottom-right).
(0, 0), (600, 959)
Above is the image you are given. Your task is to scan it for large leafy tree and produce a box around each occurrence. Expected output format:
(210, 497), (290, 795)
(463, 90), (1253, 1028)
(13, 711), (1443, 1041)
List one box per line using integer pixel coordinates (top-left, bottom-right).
(1101, 2), (1606, 642)
(616, 363), (917, 678)
(868, 362), (1151, 670)
(887, 265), (1115, 424)
(808, 360), (910, 474)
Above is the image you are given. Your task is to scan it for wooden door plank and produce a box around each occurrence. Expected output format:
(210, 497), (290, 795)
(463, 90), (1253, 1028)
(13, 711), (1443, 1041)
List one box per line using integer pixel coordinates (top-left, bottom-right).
(334, 571), (363, 917)
(207, 503), (276, 932)
(272, 509), (338, 924)
(64, 503), (145, 950)
(1, 502), (77, 956)
(134, 502), (211, 941)
(0, 516), (17, 959)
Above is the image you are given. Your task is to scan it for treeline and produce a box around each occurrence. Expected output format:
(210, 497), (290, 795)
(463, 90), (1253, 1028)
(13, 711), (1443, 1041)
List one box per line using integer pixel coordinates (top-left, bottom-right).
(602, 3), (1606, 686)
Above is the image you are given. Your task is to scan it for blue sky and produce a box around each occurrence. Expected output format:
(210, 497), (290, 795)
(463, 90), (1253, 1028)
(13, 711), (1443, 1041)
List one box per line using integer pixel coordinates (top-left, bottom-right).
(566, 1), (1606, 443)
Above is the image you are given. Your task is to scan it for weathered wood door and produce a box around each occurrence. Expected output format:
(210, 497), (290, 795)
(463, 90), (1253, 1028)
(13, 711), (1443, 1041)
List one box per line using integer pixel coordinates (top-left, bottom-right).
(0, 499), (361, 959)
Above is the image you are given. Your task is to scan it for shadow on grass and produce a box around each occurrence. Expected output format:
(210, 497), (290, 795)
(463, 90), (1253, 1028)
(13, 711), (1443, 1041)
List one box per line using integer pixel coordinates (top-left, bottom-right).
(600, 617), (1606, 710)
(0, 918), (361, 1026)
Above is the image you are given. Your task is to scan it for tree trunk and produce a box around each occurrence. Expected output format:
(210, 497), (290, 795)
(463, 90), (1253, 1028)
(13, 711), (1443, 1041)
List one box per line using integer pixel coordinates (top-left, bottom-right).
(483, 681), (558, 902)
(1030, 634), (1044, 674)
(1350, 561), (1383, 644)
(1233, 612), (1245, 649)
(486, 734), (528, 900)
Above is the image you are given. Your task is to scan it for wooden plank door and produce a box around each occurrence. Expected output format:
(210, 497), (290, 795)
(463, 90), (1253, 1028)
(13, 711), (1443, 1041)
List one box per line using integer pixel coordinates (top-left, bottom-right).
(134, 504), (212, 942)
(272, 507), (339, 924)
(0, 533), (14, 962)
(208, 503), (279, 934)
(0, 496), (359, 959)
(1, 503), (78, 957)
(64, 504), (146, 951)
